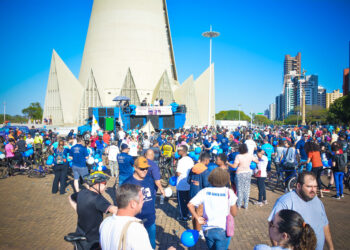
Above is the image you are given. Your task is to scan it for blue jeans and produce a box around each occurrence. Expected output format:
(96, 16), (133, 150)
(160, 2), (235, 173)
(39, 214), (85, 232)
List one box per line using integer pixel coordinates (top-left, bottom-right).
(267, 161), (272, 172)
(204, 228), (230, 250)
(145, 223), (156, 249)
(333, 172), (344, 196)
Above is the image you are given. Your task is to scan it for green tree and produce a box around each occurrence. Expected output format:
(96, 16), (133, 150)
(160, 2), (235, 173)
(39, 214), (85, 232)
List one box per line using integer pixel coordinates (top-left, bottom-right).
(0, 114), (27, 123)
(327, 95), (350, 125)
(215, 110), (251, 121)
(284, 115), (298, 125)
(22, 102), (43, 120)
(253, 115), (271, 125)
(291, 105), (328, 125)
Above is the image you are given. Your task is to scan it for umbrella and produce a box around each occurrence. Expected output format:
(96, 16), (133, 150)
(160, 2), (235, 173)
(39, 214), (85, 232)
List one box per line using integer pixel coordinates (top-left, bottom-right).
(113, 96), (130, 102)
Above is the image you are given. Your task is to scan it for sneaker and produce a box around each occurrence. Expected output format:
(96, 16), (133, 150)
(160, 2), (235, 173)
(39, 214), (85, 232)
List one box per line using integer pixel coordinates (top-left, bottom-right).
(332, 195), (340, 200)
(340, 194), (344, 198)
(254, 201), (263, 206)
(321, 189), (330, 193)
(263, 200), (268, 205)
(199, 230), (205, 240)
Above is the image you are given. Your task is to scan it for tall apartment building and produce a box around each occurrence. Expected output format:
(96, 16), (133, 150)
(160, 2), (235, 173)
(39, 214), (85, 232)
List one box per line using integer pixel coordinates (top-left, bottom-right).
(326, 89), (343, 108)
(269, 103), (276, 121)
(284, 79), (296, 117)
(343, 68), (349, 96)
(275, 94), (284, 120)
(317, 86), (326, 108)
(296, 74), (319, 107)
(284, 52), (301, 76)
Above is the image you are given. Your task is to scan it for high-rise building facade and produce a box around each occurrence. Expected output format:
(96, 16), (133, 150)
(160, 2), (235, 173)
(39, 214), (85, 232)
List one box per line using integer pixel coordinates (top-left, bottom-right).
(269, 103), (276, 121)
(275, 94), (284, 120)
(326, 89), (343, 108)
(343, 68), (349, 96)
(296, 74), (318, 107)
(317, 86), (326, 108)
(284, 52), (301, 76)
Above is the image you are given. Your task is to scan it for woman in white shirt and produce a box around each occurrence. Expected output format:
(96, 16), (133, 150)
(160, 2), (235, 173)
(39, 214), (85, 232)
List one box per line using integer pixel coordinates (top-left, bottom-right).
(128, 136), (138, 159)
(188, 168), (237, 250)
(254, 149), (268, 206)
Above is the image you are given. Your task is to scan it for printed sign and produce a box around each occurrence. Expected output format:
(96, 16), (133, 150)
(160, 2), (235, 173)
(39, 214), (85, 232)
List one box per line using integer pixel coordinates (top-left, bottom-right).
(135, 106), (173, 116)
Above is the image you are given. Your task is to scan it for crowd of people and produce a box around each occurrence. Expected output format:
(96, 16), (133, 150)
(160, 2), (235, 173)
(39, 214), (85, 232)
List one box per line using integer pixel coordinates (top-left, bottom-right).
(1, 123), (349, 249)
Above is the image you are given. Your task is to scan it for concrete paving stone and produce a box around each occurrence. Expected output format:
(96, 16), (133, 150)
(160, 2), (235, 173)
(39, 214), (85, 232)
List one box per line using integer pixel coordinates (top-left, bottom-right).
(0, 174), (349, 249)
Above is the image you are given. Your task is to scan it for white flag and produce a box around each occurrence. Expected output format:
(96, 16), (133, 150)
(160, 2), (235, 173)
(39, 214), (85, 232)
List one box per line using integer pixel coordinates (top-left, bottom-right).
(119, 108), (124, 128)
(92, 114), (100, 134)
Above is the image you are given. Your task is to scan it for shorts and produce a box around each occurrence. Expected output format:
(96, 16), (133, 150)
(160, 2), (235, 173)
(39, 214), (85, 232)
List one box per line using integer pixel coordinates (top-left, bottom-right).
(72, 166), (89, 180)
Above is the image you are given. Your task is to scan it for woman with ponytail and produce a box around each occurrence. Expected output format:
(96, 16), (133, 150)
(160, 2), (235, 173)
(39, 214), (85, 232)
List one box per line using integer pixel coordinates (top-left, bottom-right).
(255, 209), (317, 250)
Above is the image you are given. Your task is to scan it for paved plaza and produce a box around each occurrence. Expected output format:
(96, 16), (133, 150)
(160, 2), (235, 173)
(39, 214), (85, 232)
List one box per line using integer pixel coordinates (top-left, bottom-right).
(0, 174), (349, 250)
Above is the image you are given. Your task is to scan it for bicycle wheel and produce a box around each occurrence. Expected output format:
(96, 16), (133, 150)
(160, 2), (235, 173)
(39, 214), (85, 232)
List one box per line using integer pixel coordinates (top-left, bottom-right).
(287, 176), (297, 192)
(0, 167), (9, 179)
(28, 169), (46, 178)
(320, 168), (332, 188)
(160, 167), (170, 188)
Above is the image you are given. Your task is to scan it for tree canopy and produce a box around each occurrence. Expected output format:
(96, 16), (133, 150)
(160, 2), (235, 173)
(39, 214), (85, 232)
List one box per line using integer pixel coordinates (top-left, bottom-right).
(327, 95), (350, 125)
(216, 110), (251, 121)
(22, 102), (43, 120)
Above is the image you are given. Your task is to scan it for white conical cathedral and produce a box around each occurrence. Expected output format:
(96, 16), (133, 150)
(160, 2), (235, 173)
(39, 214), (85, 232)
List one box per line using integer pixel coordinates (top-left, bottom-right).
(43, 0), (216, 126)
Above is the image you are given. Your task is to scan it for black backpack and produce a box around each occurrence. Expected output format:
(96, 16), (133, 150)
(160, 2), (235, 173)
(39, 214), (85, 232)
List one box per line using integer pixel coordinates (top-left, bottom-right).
(334, 154), (346, 173)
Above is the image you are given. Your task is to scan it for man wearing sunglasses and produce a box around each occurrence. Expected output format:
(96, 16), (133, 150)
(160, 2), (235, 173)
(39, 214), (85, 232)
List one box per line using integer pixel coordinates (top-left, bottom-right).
(123, 156), (157, 249)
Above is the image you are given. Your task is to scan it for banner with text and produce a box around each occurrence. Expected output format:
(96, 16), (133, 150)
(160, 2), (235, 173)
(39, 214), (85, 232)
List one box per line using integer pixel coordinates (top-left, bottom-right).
(135, 106), (173, 116)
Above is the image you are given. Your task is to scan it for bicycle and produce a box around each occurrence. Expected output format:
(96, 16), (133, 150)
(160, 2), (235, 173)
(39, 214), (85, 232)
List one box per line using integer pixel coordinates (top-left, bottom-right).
(159, 156), (176, 187)
(64, 232), (99, 250)
(6, 154), (33, 177)
(269, 161), (306, 192)
(0, 156), (9, 179)
(27, 165), (47, 178)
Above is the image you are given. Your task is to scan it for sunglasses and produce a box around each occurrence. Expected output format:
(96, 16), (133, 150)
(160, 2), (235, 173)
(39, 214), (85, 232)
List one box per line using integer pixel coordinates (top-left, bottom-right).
(137, 167), (148, 171)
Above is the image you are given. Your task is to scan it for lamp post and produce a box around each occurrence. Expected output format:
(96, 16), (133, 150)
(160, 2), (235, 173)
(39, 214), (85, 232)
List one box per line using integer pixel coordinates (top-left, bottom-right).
(202, 25), (220, 127)
(301, 69), (307, 126)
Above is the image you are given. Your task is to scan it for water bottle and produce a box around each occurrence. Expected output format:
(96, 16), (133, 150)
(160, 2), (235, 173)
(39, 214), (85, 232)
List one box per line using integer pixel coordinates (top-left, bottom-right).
(160, 195), (164, 205)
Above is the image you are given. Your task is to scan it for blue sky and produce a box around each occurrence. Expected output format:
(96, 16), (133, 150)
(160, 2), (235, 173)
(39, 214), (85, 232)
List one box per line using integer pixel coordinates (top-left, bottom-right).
(0, 0), (349, 116)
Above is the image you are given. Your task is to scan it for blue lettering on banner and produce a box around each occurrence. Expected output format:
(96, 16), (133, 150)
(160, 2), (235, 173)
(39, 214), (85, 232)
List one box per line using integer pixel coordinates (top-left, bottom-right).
(206, 192), (226, 197)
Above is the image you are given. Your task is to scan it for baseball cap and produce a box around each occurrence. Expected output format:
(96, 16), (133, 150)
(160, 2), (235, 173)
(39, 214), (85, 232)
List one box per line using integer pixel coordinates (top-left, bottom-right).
(134, 156), (150, 169)
(121, 144), (129, 150)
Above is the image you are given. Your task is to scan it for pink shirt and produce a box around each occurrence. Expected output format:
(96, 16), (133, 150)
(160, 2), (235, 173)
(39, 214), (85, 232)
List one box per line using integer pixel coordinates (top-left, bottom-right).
(234, 153), (256, 174)
(5, 143), (14, 158)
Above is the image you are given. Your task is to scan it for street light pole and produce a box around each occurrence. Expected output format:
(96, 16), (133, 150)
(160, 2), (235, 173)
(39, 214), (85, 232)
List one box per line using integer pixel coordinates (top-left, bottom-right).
(202, 25), (220, 127)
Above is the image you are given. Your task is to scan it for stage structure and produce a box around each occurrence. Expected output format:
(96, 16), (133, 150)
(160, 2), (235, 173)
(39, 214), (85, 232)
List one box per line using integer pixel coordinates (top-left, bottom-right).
(43, 0), (216, 127)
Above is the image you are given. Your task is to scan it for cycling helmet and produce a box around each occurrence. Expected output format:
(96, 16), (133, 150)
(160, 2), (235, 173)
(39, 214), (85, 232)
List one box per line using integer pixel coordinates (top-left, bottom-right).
(84, 171), (110, 186)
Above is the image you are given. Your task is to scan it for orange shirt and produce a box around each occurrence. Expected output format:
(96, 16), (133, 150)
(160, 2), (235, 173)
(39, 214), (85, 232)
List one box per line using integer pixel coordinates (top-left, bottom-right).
(102, 133), (110, 145)
(308, 151), (323, 168)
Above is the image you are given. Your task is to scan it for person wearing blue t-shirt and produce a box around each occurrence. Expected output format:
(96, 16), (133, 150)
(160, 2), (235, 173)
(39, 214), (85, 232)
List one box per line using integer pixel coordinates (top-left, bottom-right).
(268, 172), (334, 250)
(296, 134), (308, 171)
(123, 156), (157, 249)
(117, 144), (134, 185)
(203, 137), (212, 152)
(95, 137), (106, 156)
(220, 135), (229, 154)
(52, 140), (69, 194)
(69, 136), (89, 192)
(157, 133), (167, 146)
(261, 139), (275, 173)
(145, 149), (165, 197)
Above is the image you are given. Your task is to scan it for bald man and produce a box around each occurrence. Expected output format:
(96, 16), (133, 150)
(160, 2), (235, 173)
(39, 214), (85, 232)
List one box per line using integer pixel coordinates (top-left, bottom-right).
(145, 149), (165, 197)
